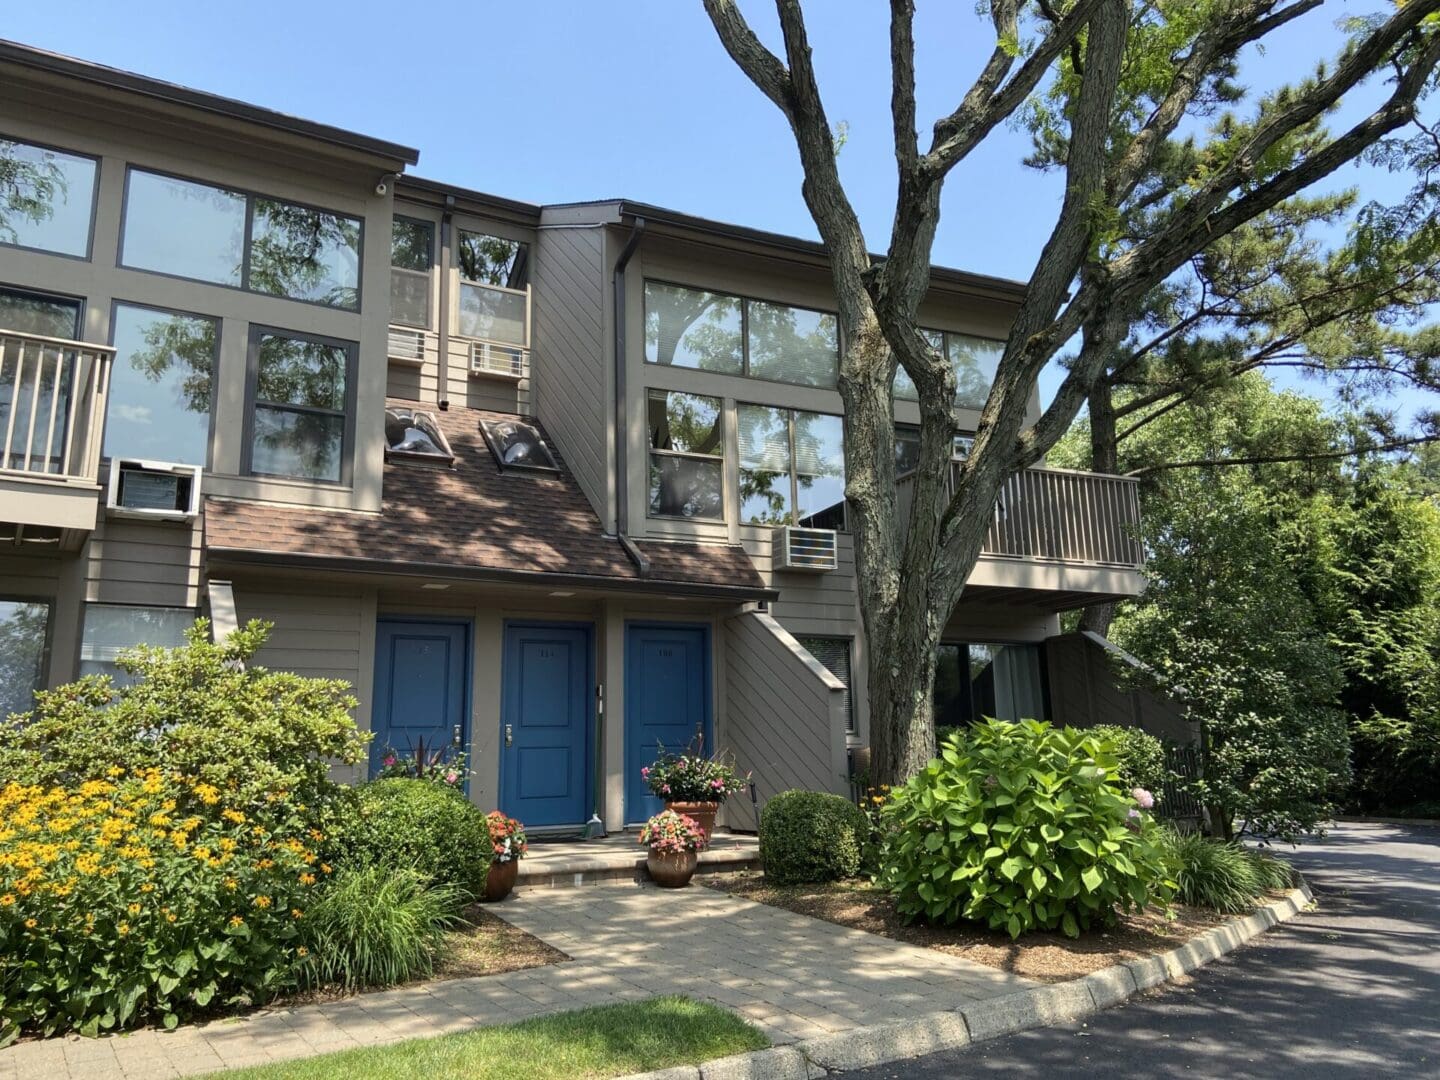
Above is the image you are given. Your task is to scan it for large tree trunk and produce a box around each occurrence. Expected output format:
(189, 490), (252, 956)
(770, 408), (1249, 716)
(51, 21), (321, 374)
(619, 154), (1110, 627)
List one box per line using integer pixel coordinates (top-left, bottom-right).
(1079, 381), (1120, 637)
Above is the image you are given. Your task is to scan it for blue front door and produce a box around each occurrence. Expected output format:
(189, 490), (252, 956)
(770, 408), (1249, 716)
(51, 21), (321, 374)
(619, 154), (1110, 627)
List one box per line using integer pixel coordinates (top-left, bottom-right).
(625, 623), (712, 825)
(500, 622), (593, 828)
(370, 619), (469, 777)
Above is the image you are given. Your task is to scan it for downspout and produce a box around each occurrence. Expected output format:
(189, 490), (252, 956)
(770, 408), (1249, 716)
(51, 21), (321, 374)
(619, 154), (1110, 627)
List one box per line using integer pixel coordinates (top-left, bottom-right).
(437, 195), (455, 411)
(612, 216), (648, 575)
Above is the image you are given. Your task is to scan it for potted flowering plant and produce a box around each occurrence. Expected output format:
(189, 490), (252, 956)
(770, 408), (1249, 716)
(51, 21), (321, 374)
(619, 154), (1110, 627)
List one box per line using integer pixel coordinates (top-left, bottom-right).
(482, 811), (528, 902)
(376, 736), (469, 790)
(639, 809), (708, 887)
(642, 743), (748, 840)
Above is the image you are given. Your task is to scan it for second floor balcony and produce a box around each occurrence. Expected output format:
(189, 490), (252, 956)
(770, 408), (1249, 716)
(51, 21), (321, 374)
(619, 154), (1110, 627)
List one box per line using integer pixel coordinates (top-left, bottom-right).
(898, 461), (1145, 608)
(0, 327), (115, 545)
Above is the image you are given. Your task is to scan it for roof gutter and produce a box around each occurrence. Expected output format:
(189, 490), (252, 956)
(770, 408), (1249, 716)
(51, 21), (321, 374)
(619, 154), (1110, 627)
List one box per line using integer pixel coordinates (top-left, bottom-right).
(205, 546), (778, 603)
(612, 216), (648, 574)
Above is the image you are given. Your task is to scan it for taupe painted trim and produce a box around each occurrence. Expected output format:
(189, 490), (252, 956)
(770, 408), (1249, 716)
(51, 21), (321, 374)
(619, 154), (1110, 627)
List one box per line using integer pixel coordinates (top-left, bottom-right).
(204, 546), (779, 602)
(0, 39), (419, 165)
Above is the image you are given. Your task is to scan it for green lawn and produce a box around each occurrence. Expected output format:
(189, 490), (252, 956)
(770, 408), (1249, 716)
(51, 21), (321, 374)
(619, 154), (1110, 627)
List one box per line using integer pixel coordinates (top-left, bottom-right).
(217, 997), (769, 1080)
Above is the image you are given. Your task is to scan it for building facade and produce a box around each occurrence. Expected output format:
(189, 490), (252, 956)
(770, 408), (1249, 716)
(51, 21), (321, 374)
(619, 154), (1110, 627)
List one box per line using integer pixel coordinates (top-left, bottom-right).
(0, 40), (1145, 833)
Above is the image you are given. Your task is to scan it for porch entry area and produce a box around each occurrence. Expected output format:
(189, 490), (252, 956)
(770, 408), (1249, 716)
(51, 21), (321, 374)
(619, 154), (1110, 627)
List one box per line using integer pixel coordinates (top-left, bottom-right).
(499, 622), (594, 829)
(369, 619), (471, 778)
(625, 622), (712, 826)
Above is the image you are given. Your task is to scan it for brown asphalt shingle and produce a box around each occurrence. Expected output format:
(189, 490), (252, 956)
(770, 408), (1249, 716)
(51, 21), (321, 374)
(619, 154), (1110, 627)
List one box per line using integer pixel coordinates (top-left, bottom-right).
(204, 402), (767, 596)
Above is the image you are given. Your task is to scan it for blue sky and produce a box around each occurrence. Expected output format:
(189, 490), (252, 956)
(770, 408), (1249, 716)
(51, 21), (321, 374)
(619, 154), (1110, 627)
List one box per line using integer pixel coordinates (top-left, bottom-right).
(7, 0), (1433, 423)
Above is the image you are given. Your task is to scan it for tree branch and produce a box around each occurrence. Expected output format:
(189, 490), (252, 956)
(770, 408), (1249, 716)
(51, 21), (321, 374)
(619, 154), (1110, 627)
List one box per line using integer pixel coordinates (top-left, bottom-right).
(1129, 434), (1438, 474)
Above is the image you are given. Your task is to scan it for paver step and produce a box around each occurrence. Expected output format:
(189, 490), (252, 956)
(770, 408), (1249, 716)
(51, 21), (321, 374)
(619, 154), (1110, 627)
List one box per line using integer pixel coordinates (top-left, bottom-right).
(515, 832), (760, 889)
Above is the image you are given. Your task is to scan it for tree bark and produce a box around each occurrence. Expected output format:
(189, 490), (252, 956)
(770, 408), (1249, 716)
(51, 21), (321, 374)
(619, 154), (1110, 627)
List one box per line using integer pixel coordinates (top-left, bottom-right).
(1079, 380), (1120, 637)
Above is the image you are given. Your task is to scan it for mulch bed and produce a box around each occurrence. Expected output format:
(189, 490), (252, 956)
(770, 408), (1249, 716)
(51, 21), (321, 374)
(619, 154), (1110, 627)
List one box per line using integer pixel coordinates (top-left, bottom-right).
(706, 872), (1231, 983)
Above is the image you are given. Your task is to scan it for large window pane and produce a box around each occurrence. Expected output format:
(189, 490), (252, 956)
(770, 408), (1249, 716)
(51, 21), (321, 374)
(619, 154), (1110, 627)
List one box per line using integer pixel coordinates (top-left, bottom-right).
(250, 331), (350, 482)
(949, 334), (1004, 410)
(79, 604), (192, 684)
(644, 282), (742, 374)
(459, 283), (527, 345)
(458, 231), (527, 287)
(0, 600), (49, 718)
(933, 642), (1046, 731)
(0, 287), (80, 338)
(738, 404), (791, 524)
(648, 390), (723, 519)
(390, 217), (433, 327)
(121, 169), (245, 285)
(794, 411), (845, 530)
(249, 200), (361, 310)
(0, 139), (96, 257)
(746, 300), (838, 388)
(107, 304), (216, 466)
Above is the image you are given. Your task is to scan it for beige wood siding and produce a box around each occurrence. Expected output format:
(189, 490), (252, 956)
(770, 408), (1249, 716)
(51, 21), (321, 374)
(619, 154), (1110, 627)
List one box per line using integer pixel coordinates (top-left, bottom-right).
(723, 609), (850, 806)
(530, 223), (611, 525)
(231, 587), (367, 689)
(84, 515), (202, 608)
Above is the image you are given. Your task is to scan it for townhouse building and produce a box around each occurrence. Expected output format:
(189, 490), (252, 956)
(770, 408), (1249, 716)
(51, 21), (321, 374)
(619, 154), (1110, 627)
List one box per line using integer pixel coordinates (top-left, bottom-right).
(0, 40), (1147, 833)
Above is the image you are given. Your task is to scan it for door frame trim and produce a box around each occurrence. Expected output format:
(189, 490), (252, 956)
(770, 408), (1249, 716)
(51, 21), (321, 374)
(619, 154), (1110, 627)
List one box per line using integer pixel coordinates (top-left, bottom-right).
(499, 619), (596, 829)
(370, 616), (475, 782)
(623, 620), (714, 827)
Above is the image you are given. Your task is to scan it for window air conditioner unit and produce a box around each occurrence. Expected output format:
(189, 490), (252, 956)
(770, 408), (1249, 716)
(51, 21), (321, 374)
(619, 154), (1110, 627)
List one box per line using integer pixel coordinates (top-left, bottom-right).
(469, 340), (527, 380)
(387, 328), (426, 365)
(774, 526), (838, 573)
(106, 460), (202, 521)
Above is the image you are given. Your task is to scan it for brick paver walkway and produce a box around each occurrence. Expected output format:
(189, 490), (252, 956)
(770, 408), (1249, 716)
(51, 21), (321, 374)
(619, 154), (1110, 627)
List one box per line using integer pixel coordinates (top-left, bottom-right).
(0, 883), (1032, 1079)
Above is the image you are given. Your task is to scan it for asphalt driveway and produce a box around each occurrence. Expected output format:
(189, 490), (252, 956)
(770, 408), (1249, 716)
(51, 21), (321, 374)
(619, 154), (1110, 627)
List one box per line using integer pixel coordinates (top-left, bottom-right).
(846, 821), (1440, 1079)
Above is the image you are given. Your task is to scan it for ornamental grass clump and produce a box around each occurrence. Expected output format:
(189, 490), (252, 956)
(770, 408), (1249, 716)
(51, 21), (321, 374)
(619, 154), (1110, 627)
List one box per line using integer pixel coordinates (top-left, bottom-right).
(1158, 827), (1294, 913)
(880, 719), (1175, 939)
(0, 770), (327, 1045)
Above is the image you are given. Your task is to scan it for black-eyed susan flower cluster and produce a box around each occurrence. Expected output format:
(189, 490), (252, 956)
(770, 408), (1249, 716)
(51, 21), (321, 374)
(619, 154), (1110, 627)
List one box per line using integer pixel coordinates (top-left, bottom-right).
(0, 768), (330, 1044)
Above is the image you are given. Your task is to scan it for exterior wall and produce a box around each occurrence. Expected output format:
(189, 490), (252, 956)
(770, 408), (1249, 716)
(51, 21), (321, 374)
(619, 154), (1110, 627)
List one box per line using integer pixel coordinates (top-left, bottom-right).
(1046, 632), (1196, 744)
(723, 610), (850, 807)
(84, 516), (202, 608)
(0, 74), (396, 513)
(530, 216), (612, 526)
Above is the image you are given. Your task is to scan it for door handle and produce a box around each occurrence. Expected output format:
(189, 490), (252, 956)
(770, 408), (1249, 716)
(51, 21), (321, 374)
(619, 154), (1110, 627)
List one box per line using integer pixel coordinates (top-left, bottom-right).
(452, 724), (462, 748)
(505, 724), (513, 748)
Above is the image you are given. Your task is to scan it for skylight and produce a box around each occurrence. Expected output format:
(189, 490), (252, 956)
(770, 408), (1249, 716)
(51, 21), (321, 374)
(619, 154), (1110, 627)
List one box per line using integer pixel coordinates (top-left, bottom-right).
(479, 418), (558, 473)
(384, 407), (454, 464)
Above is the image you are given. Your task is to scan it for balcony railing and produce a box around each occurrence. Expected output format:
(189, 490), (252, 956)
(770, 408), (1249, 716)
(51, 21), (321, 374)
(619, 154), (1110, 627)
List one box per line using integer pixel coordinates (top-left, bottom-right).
(897, 462), (1143, 570)
(1, 328), (114, 486)
(982, 466), (1142, 569)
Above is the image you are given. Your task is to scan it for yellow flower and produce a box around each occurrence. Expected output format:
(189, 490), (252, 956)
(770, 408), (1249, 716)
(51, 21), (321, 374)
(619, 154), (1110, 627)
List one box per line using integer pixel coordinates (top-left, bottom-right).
(223, 877), (238, 891)
(23, 918), (37, 929)
(222, 810), (245, 825)
(253, 895), (272, 909)
(194, 783), (220, 805)
(296, 946), (309, 957)
(292, 909), (304, 919)
(117, 922), (130, 936)
(229, 915), (244, 927)
(165, 912), (177, 924)
(298, 873), (316, 886)
(320, 863), (332, 875)
(127, 903), (142, 915)
(1, 894), (16, 907)
(107, 766), (125, 777)
(140, 882), (156, 894)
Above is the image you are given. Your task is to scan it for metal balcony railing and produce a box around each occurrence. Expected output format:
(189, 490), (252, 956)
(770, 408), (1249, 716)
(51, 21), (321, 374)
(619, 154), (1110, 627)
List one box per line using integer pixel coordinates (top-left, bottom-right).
(0, 328), (115, 486)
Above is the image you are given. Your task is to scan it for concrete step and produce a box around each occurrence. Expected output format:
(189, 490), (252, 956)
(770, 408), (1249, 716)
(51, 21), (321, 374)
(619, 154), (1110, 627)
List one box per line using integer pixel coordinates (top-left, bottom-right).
(516, 832), (760, 889)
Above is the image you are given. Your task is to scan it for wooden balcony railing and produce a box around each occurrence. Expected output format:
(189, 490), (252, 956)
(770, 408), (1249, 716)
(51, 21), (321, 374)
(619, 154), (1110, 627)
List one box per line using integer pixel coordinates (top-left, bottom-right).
(982, 466), (1143, 569)
(1, 329), (114, 486)
(897, 462), (1144, 571)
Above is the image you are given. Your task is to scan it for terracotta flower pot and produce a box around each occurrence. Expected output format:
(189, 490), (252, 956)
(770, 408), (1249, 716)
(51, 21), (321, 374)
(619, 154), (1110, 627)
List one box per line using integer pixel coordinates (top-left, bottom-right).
(665, 800), (719, 840)
(647, 849), (699, 888)
(483, 858), (519, 902)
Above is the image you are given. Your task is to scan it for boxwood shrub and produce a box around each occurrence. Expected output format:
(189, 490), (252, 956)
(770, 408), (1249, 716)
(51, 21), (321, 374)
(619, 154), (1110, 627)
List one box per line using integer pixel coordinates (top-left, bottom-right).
(345, 780), (490, 900)
(881, 719), (1174, 938)
(760, 790), (868, 885)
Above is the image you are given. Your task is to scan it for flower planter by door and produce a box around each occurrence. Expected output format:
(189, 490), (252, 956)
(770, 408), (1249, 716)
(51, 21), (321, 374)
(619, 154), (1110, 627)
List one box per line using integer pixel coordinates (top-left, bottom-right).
(665, 801), (718, 840)
(647, 849), (699, 888)
(483, 859), (519, 902)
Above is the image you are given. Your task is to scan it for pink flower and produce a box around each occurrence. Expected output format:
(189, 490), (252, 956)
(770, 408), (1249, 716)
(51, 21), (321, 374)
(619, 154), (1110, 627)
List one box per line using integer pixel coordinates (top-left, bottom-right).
(382, 755), (396, 767)
(445, 771), (458, 784)
(661, 784), (671, 795)
(641, 767), (650, 777)
(1132, 787), (1155, 810)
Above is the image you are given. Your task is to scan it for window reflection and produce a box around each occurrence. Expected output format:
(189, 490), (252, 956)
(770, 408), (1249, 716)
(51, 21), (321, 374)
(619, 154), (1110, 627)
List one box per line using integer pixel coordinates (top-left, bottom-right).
(107, 305), (216, 466)
(390, 217), (433, 328)
(121, 170), (245, 286)
(747, 301), (838, 389)
(249, 332), (351, 482)
(0, 288), (82, 471)
(0, 139), (96, 257)
(643, 282), (742, 374)
(249, 200), (361, 310)
(933, 643), (1046, 731)
(458, 231), (529, 345)
(648, 390), (724, 520)
(0, 599), (50, 718)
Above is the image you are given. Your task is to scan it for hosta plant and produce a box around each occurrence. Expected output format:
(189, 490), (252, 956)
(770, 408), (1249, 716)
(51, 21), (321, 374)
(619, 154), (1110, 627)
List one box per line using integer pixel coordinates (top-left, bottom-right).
(880, 719), (1175, 939)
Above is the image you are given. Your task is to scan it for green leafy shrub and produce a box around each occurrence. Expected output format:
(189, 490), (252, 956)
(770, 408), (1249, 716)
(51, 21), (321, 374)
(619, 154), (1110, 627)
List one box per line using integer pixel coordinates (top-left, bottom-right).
(1158, 828), (1292, 912)
(0, 620), (366, 836)
(1091, 725), (1167, 795)
(760, 790), (868, 885)
(299, 865), (460, 991)
(0, 770), (324, 1044)
(346, 780), (489, 899)
(881, 720), (1174, 938)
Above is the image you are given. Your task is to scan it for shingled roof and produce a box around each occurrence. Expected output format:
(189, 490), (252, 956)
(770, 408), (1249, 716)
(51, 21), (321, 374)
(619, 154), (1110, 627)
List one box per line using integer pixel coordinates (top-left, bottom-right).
(205, 402), (770, 600)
